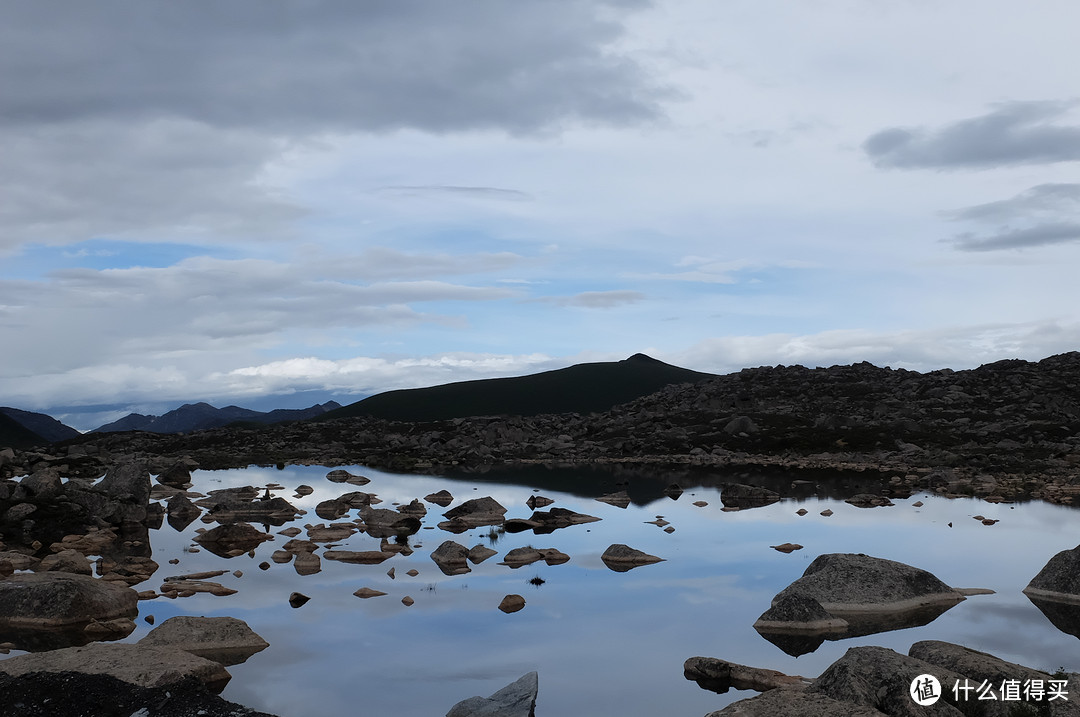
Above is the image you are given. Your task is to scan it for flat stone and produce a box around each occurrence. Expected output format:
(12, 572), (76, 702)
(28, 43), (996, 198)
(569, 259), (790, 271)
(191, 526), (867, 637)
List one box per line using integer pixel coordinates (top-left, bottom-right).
(0, 643), (231, 693)
(353, 587), (387, 599)
(138, 615), (269, 666)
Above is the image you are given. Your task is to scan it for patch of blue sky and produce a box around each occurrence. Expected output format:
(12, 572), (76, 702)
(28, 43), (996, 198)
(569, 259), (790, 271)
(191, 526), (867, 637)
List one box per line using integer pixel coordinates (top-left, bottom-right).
(1, 238), (236, 279)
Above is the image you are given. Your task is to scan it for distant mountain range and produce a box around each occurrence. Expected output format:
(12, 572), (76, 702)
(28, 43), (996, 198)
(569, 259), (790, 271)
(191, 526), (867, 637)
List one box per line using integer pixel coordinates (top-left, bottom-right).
(1, 353), (712, 447)
(91, 401), (342, 434)
(320, 353), (715, 422)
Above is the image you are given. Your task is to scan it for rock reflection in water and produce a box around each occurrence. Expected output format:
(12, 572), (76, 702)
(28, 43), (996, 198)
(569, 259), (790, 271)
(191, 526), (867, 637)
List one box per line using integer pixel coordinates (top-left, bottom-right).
(755, 602), (962, 656)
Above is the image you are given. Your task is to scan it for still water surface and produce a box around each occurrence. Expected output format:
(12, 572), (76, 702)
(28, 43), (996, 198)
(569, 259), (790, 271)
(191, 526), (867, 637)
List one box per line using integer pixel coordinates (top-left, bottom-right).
(125, 465), (1080, 716)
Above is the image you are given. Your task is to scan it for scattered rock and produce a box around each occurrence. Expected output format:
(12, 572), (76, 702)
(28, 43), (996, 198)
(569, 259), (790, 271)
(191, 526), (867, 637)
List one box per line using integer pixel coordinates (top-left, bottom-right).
(353, 587), (387, 599)
(424, 489), (454, 507)
(600, 544), (664, 572)
(430, 540), (471, 576)
(498, 594), (526, 613)
(526, 495), (554, 510)
(468, 544), (498, 564)
(770, 543), (803, 554)
(288, 592), (309, 608)
(401, 596), (414, 606)
(441, 497), (507, 528)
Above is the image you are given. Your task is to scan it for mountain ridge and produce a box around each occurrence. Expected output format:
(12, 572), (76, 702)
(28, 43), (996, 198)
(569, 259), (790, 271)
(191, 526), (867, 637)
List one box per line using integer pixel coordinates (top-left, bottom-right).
(319, 353), (715, 422)
(91, 400), (342, 434)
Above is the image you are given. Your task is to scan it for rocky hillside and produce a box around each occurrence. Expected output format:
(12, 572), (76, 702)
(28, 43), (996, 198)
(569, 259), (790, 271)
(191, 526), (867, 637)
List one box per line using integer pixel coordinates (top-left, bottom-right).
(8, 352), (1080, 503)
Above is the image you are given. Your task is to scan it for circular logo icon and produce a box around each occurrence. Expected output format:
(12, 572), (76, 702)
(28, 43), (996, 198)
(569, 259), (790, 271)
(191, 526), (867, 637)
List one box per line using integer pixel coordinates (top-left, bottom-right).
(910, 674), (942, 706)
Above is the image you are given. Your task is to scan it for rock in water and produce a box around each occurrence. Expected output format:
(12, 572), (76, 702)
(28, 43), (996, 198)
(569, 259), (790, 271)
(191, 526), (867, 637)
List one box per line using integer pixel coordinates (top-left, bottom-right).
(446, 671), (538, 717)
(138, 615), (269, 666)
(600, 543), (664, 572)
(1024, 543), (1080, 604)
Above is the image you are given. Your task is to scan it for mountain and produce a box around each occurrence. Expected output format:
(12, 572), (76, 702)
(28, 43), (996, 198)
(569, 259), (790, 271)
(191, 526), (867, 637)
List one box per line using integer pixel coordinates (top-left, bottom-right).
(0, 407), (81, 445)
(92, 400), (342, 434)
(319, 353), (715, 422)
(0, 411), (49, 449)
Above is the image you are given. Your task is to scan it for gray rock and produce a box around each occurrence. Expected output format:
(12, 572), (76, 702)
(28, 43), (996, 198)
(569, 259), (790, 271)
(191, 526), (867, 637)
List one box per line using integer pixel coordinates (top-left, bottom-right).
(193, 522), (273, 557)
(771, 553), (964, 615)
(138, 615), (269, 666)
(754, 593), (849, 632)
(600, 543), (664, 572)
(38, 549), (93, 576)
(431, 540), (471, 576)
(442, 497), (507, 527)
(684, 656), (812, 694)
(157, 458), (197, 488)
(360, 506), (422, 538)
(909, 640), (1080, 715)
(720, 483), (780, 509)
(0, 572), (138, 629)
(0, 643), (232, 693)
(446, 671), (538, 717)
(468, 544), (498, 564)
(809, 646), (967, 716)
(1025, 543), (1080, 604)
(705, 687), (887, 717)
(425, 489), (454, 506)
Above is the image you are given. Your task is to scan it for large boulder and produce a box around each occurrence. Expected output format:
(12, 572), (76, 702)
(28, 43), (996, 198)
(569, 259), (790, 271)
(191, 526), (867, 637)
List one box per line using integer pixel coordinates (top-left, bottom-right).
(809, 646), (967, 717)
(446, 671), (538, 717)
(770, 553), (965, 615)
(0, 572), (138, 650)
(138, 615), (269, 666)
(0, 643), (231, 693)
(1025, 544), (1080, 604)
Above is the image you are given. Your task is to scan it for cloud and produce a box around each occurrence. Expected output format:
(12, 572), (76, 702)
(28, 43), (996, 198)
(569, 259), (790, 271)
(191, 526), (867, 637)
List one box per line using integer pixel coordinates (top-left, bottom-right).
(0, 1), (665, 135)
(0, 1), (669, 250)
(372, 186), (532, 202)
(530, 290), (646, 308)
(944, 184), (1080, 251)
(626, 256), (816, 284)
(951, 223), (1080, 252)
(864, 101), (1080, 169)
(0, 253), (519, 385)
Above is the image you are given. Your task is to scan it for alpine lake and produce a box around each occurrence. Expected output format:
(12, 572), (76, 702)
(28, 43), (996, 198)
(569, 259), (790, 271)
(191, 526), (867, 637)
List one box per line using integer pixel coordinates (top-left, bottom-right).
(48, 463), (1080, 716)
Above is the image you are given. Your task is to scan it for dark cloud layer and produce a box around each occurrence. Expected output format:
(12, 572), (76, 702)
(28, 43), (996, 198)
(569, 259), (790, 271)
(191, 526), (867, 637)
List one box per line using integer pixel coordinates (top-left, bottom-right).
(0, 0), (666, 249)
(946, 183), (1080, 251)
(864, 101), (1080, 169)
(0, 0), (665, 134)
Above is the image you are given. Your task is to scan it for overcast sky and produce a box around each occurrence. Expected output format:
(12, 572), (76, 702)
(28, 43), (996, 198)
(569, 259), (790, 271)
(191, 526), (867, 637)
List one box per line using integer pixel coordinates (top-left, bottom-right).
(3, 1), (1080, 429)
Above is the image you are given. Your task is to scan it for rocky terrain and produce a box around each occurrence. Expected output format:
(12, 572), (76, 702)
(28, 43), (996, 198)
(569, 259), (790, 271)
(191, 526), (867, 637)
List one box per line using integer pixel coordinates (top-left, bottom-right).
(7, 353), (1080, 506)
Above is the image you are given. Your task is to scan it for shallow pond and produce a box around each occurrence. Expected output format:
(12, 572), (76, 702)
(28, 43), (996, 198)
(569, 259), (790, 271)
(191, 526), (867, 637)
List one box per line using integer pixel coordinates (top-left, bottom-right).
(113, 465), (1080, 716)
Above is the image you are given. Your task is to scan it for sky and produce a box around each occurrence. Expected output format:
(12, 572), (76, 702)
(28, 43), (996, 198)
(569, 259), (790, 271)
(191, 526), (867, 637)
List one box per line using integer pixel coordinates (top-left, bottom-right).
(3, 1), (1080, 430)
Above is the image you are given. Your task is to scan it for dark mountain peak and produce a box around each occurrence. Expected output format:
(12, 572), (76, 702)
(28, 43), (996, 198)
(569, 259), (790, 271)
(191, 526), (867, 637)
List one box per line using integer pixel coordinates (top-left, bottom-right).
(322, 354), (716, 422)
(92, 400), (339, 434)
(0, 407), (81, 444)
(624, 353), (663, 364)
